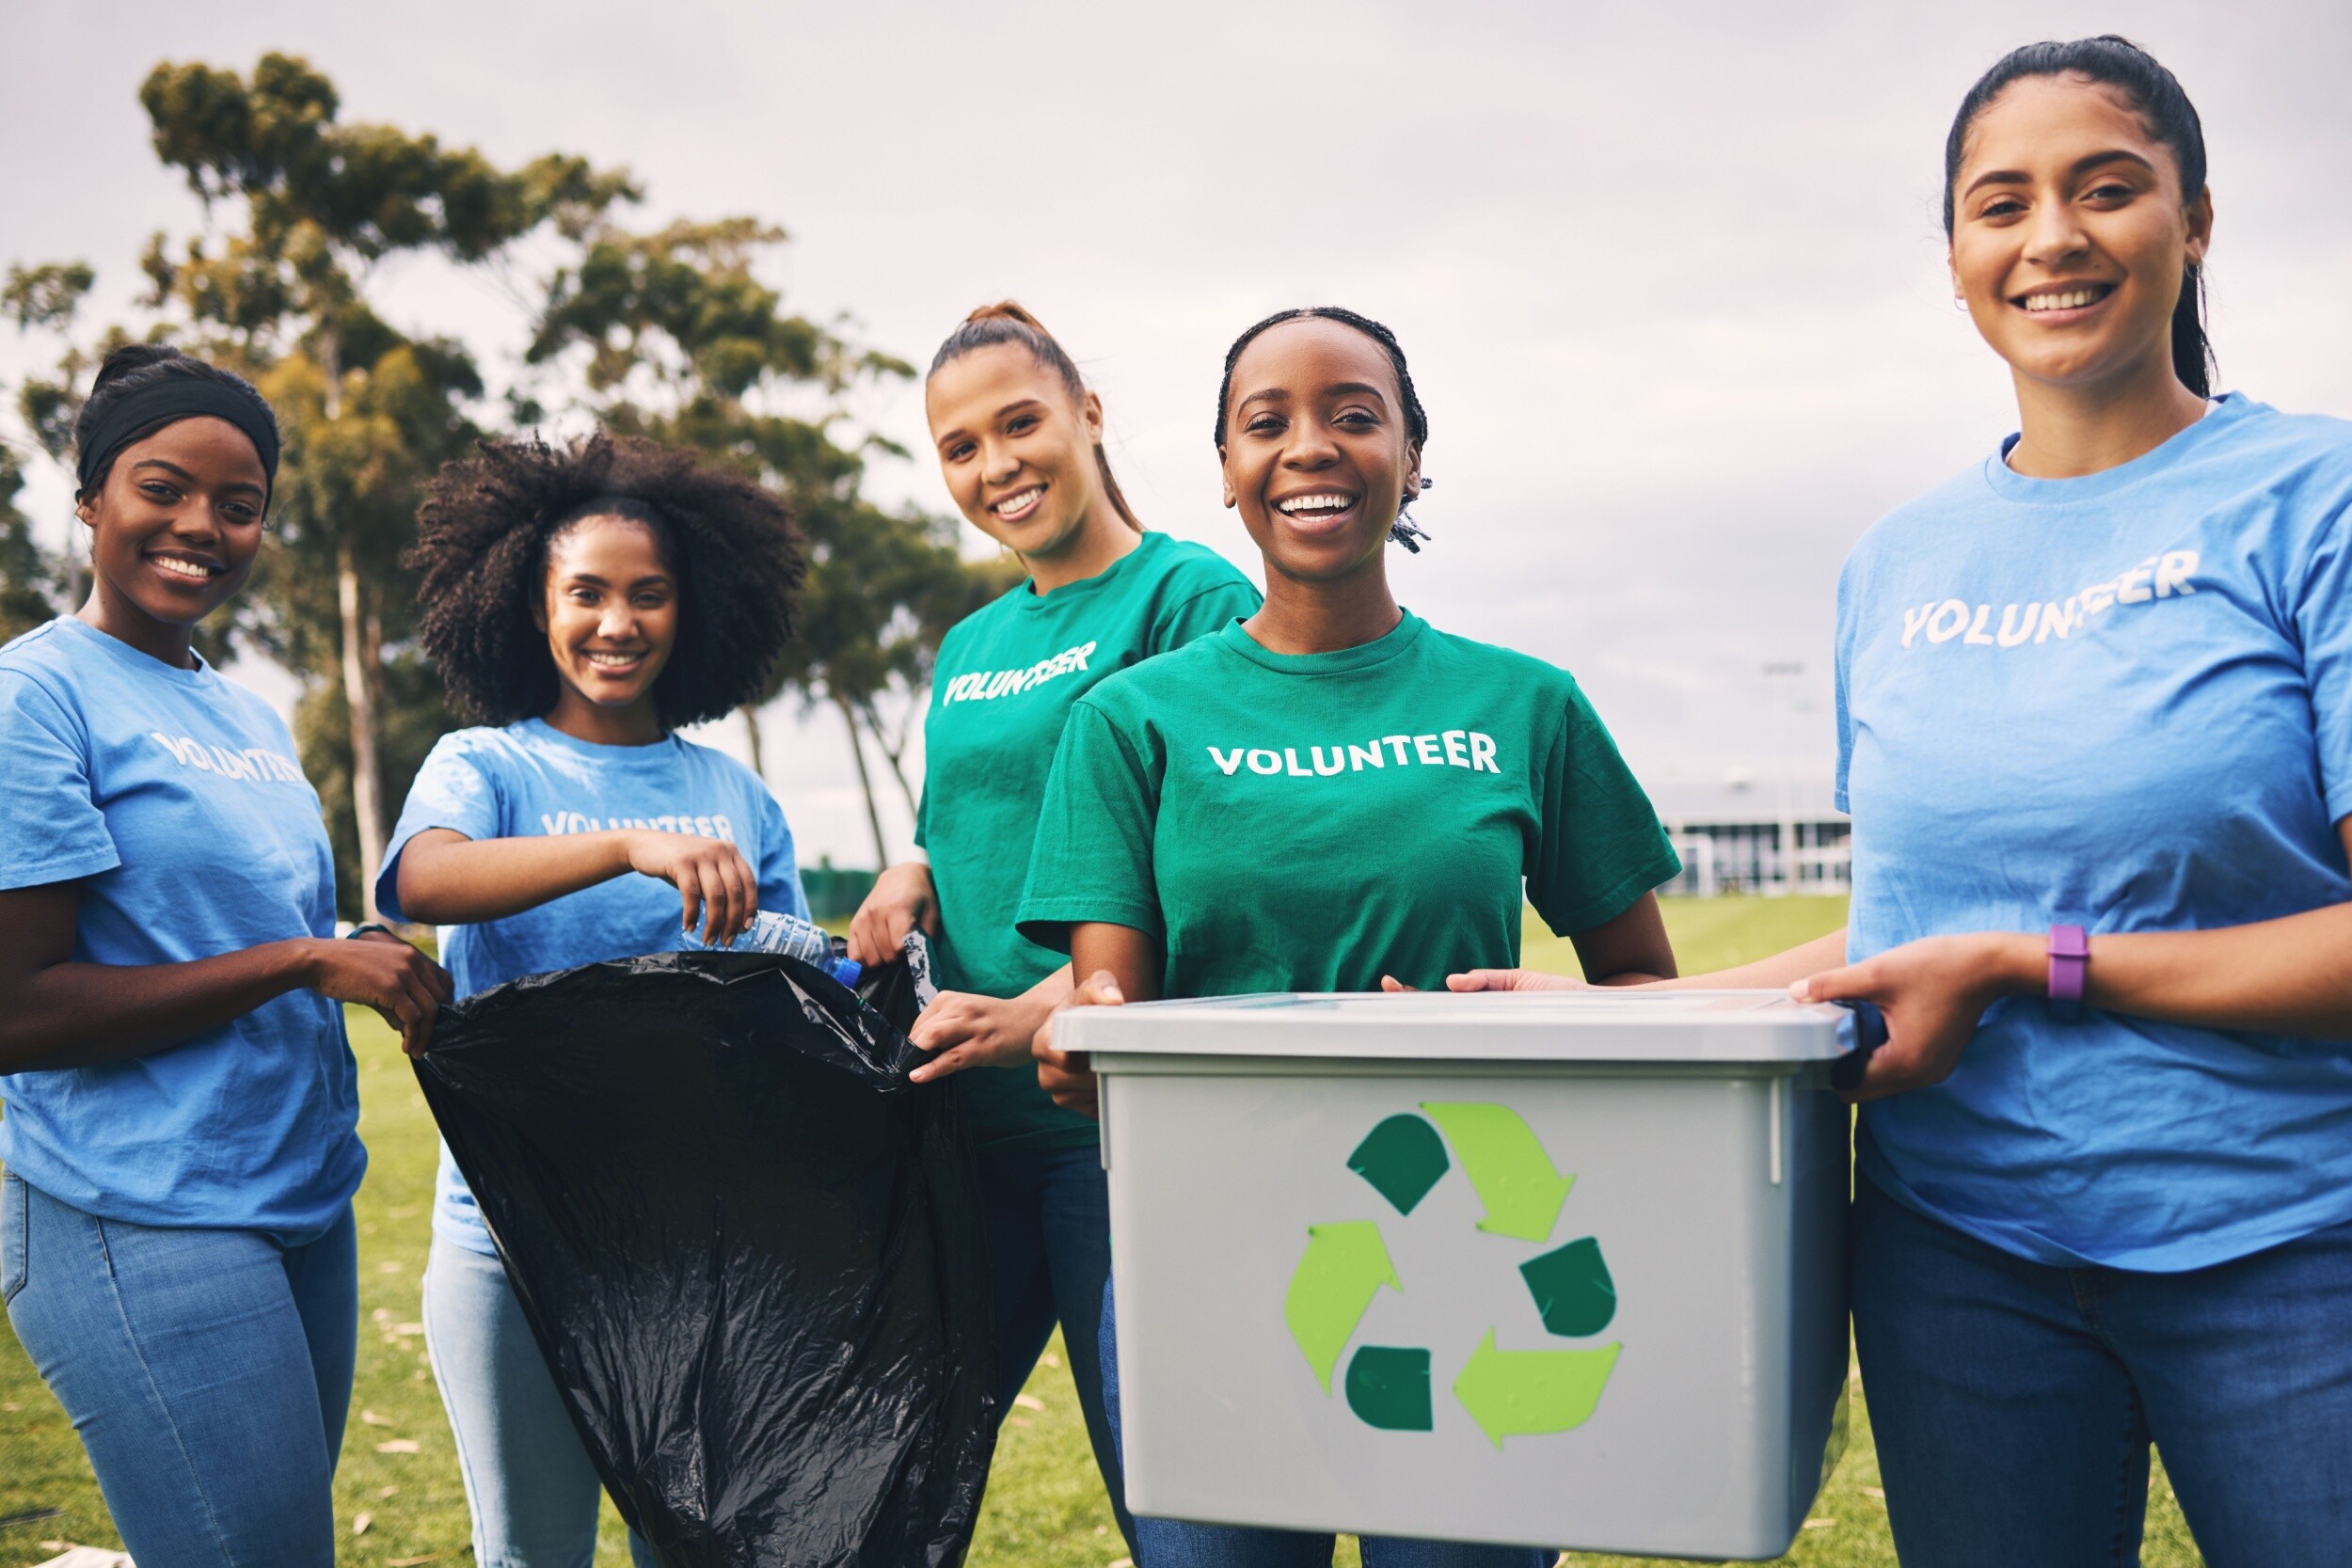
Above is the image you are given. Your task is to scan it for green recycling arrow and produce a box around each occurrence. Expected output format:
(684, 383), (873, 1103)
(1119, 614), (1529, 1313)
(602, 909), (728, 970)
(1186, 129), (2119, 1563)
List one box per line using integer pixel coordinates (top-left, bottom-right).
(1451, 1329), (1620, 1449)
(1421, 1102), (1573, 1242)
(1283, 1221), (1401, 1392)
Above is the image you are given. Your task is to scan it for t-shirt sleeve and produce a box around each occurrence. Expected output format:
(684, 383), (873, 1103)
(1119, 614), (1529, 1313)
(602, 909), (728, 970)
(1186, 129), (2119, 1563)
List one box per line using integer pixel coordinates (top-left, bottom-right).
(1152, 577), (1261, 656)
(1526, 681), (1682, 936)
(1014, 698), (1165, 952)
(0, 672), (122, 891)
(752, 787), (811, 919)
(2296, 495), (2352, 825)
(375, 736), (503, 923)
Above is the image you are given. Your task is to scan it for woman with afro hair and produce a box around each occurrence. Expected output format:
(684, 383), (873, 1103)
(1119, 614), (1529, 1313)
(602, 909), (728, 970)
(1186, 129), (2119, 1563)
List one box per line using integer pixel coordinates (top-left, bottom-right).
(378, 430), (808, 1568)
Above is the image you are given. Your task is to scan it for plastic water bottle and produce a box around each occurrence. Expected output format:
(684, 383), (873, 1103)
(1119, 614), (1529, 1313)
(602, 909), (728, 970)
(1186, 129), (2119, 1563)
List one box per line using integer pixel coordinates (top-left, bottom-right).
(692, 910), (864, 988)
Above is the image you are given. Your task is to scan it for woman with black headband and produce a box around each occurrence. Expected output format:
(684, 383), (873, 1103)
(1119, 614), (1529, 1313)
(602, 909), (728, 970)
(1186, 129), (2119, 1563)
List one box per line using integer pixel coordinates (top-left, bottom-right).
(0, 343), (451, 1565)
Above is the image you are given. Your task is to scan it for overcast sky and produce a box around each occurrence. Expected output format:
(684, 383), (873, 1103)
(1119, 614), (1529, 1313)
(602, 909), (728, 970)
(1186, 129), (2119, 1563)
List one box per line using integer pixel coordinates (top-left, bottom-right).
(7, 1), (2349, 865)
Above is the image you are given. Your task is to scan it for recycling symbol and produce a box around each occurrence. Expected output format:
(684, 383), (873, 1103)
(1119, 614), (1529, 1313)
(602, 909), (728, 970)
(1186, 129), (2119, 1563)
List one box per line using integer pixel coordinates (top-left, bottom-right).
(1282, 1102), (1619, 1448)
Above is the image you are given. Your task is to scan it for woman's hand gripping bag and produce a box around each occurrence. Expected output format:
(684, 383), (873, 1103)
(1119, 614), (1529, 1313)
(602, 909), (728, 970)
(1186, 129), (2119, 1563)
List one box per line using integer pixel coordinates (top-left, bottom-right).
(414, 938), (992, 1567)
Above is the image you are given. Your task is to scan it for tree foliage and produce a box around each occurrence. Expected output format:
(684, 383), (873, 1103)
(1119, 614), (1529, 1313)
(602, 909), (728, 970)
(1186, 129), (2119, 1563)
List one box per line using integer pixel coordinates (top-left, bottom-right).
(130, 52), (634, 915)
(0, 446), (64, 645)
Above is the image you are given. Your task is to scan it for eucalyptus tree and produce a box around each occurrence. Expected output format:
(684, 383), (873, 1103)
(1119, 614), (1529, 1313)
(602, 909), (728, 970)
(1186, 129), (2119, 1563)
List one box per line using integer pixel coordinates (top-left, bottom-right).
(132, 52), (633, 913)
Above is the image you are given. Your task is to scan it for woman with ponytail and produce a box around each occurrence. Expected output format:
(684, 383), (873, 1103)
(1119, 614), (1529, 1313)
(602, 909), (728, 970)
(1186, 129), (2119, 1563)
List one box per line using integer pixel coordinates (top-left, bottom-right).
(0, 345), (450, 1565)
(1450, 37), (2352, 1566)
(846, 303), (1260, 1547)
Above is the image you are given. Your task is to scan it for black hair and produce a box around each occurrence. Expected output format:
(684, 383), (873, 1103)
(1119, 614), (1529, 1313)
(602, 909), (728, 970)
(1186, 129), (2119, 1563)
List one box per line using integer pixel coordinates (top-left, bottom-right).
(408, 431), (803, 729)
(928, 301), (1141, 531)
(1214, 307), (1432, 551)
(1944, 36), (2214, 398)
(73, 342), (279, 502)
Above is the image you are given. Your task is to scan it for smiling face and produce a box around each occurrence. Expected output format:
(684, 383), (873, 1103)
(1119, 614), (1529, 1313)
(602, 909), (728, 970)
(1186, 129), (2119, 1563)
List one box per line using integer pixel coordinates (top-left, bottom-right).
(77, 415), (268, 650)
(927, 342), (1107, 562)
(1219, 318), (1422, 585)
(534, 515), (678, 717)
(1948, 73), (2212, 394)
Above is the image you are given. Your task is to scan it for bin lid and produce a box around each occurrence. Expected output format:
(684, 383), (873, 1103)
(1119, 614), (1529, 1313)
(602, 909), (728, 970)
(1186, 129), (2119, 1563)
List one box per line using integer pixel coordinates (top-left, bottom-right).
(1062, 989), (1851, 1065)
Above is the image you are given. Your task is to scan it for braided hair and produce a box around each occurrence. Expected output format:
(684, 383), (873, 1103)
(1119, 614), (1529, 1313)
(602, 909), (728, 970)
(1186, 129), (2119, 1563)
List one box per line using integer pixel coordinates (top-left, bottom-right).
(1214, 307), (1431, 551)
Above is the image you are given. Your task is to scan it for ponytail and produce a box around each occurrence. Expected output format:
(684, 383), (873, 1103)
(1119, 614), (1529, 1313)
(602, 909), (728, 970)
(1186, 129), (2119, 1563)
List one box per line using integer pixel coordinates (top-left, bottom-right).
(928, 302), (1142, 531)
(2171, 262), (2212, 400)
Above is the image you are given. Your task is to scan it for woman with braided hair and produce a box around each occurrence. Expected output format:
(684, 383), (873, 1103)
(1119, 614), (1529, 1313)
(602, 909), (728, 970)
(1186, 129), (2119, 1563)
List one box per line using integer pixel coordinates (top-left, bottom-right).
(1021, 308), (1682, 1566)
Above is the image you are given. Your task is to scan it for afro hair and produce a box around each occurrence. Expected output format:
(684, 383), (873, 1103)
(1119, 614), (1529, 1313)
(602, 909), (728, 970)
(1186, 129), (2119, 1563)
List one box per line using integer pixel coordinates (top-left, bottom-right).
(409, 431), (803, 729)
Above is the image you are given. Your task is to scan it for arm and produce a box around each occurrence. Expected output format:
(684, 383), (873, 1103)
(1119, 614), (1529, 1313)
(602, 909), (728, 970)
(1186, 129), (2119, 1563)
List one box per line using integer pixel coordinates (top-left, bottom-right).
(396, 826), (759, 945)
(0, 881), (453, 1069)
(1433, 924), (1848, 993)
(1029, 922), (1163, 1118)
(1800, 825), (2352, 1101)
(1654, 928), (1849, 990)
(846, 860), (939, 968)
(1569, 892), (1677, 985)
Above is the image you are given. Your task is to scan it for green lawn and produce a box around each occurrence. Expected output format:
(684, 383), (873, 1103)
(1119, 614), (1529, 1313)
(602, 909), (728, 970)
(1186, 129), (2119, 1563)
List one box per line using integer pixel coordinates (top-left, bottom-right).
(0, 897), (2204, 1566)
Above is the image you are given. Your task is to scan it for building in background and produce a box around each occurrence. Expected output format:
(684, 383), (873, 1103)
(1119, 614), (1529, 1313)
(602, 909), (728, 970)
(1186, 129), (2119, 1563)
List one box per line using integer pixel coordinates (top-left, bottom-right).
(1649, 774), (1849, 897)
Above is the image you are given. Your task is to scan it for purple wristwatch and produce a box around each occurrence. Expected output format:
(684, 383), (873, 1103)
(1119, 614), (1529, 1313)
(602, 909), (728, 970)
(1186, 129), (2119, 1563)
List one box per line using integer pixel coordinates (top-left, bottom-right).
(2047, 923), (2089, 1022)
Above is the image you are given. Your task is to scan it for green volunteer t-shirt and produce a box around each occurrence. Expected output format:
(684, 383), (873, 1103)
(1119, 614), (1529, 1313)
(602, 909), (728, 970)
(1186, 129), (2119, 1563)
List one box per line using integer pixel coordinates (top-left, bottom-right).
(918, 530), (1261, 1148)
(1015, 612), (1679, 998)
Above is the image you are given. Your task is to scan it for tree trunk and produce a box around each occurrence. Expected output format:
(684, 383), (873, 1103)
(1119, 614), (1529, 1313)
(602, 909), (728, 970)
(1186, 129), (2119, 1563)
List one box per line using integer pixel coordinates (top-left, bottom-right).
(858, 699), (922, 819)
(739, 703), (767, 781)
(834, 693), (889, 869)
(339, 540), (387, 921)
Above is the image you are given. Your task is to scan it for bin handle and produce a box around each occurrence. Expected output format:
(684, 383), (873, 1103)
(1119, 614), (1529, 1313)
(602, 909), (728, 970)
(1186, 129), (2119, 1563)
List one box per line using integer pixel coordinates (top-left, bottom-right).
(1829, 1000), (1888, 1094)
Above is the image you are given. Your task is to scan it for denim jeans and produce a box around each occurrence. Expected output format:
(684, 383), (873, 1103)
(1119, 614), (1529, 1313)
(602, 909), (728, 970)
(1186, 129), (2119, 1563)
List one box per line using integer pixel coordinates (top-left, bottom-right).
(422, 1237), (657, 1568)
(1097, 1276), (1551, 1568)
(977, 1141), (1136, 1554)
(1852, 1169), (2352, 1568)
(2, 1170), (357, 1568)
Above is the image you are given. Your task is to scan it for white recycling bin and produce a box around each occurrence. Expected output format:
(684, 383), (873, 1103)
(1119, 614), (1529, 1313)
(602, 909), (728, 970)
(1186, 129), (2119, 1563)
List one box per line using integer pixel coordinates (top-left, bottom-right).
(1062, 990), (1854, 1561)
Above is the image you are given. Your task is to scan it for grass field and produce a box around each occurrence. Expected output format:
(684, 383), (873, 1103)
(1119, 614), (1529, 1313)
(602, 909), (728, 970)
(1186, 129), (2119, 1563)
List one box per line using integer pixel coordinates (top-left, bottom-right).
(0, 897), (2206, 1566)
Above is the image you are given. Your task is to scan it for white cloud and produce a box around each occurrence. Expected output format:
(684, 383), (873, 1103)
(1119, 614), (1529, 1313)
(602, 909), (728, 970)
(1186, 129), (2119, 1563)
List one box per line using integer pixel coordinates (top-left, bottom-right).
(6, 0), (2348, 863)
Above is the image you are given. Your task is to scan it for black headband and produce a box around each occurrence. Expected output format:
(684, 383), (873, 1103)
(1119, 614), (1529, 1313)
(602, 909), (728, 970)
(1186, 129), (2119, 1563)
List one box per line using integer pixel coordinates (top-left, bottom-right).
(75, 378), (281, 503)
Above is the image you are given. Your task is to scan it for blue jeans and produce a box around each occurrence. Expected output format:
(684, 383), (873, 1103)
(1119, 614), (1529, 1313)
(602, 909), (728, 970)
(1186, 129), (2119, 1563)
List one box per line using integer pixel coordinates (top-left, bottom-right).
(1097, 1278), (1550, 1568)
(2, 1170), (357, 1567)
(977, 1141), (1136, 1554)
(1852, 1169), (2352, 1568)
(423, 1237), (657, 1568)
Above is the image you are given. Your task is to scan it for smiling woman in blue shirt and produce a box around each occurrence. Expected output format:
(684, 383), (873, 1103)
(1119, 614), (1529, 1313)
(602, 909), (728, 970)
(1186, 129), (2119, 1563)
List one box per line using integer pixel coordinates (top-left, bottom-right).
(0, 345), (451, 1568)
(379, 431), (808, 1568)
(1448, 37), (2352, 1568)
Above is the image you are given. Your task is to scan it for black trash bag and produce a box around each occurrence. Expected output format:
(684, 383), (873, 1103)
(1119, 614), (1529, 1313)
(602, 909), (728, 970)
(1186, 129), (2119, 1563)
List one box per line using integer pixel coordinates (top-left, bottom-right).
(415, 942), (992, 1568)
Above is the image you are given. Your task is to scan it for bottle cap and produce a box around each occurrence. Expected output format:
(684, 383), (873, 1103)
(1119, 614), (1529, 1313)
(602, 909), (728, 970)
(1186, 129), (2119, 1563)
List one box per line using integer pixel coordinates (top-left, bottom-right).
(830, 957), (864, 989)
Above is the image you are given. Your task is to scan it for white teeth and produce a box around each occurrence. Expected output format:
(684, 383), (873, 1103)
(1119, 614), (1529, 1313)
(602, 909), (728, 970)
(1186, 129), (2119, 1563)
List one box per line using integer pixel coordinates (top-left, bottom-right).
(1279, 494), (1354, 515)
(993, 486), (1044, 515)
(2024, 287), (2105, 312)
(151, 556), (213, 580)
(586, 652), (642, 667)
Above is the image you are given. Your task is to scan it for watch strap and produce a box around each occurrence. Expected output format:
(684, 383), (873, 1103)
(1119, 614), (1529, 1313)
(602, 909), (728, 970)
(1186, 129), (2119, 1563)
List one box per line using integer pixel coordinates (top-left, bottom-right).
(2047, 923), (2088, 1021)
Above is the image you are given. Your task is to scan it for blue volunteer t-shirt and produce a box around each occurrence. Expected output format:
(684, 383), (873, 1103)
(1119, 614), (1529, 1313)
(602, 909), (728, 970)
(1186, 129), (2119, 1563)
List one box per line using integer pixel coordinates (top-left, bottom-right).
(378, 718), (809, 1254)
(0, 617), (361, 1238)
(1836, 394), (2352, 1272)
